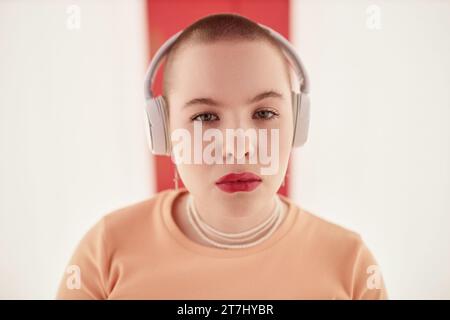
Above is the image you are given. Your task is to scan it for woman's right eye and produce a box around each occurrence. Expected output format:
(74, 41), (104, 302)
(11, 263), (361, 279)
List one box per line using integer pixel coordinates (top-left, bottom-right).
(191, 113), (219, 122)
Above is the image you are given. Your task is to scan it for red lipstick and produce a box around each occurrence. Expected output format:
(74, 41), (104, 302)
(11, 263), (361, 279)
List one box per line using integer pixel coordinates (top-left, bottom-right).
(215, 172), (262, 193)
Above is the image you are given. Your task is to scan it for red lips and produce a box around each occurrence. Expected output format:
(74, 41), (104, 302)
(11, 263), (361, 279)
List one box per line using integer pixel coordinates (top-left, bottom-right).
(215, 172), (262, 193)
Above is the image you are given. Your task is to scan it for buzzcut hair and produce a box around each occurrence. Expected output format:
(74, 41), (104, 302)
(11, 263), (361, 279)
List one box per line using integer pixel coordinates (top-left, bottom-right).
(161, 13), (295, 100)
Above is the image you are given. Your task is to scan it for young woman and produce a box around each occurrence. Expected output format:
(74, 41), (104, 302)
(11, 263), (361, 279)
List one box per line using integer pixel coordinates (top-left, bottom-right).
(56, 13), (388, 300)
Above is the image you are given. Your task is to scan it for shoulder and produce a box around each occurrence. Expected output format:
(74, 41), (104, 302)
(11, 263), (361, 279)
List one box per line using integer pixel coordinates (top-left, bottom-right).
(104, 190), (169, 222)
(298, 207), (363, 247)
(99, 189), (176, 240)
(282, 199), (366, 262)
(279, 193), (363, 249)
(292, 205), (388, 298)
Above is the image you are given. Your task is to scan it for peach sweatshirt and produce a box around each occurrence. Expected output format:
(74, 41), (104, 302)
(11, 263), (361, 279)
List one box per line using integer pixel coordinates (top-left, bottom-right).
(56, 188), (388, 299)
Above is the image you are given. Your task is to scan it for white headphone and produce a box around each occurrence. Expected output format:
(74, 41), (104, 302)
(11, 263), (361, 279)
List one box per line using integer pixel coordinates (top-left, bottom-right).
(144, 23), (310, 156)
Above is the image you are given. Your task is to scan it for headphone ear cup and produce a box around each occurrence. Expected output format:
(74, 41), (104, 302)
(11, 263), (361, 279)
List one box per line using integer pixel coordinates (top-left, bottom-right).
(292, 92), (310, 147)
(145, 96), (171, 155)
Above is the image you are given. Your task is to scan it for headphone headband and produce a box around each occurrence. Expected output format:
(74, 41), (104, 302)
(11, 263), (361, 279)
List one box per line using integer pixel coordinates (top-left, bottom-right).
(144, 23), (309, 100)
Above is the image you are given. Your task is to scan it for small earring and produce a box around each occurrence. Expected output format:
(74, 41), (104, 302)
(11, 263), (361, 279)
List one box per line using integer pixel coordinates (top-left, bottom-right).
(173, 167), (179, 191)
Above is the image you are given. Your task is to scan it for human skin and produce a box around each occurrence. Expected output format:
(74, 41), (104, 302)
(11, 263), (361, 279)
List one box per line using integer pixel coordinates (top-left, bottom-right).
(165, 40), (294, 245)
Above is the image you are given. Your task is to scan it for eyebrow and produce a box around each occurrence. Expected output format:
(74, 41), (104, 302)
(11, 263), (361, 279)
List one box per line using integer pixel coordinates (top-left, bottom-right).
(183, 90), (284, 109)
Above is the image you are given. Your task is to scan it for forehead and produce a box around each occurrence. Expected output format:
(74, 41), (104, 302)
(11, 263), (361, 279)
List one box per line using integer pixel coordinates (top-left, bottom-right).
(167, 40), (291, 103)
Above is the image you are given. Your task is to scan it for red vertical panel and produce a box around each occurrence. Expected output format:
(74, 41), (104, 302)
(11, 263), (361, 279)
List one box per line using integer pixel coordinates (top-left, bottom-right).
(146, 0), (291, 196)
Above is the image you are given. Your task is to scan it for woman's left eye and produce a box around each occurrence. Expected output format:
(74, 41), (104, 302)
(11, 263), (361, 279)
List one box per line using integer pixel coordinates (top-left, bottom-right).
(253, 109), (279, 120)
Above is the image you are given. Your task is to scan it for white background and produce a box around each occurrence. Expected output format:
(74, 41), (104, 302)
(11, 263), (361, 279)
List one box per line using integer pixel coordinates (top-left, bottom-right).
(0, 0), (153, 299)
(0, 0), (449, 299)
(291, 0), (450, 299)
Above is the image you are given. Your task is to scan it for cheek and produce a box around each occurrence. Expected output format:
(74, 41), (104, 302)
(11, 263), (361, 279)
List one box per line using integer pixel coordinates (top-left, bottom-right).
(280, 106), (294, 145)
(280, 117), (294, 154)
(268, 114), (293, 176)
(264, 114), (293, 154)
(177, 163), (211, 189)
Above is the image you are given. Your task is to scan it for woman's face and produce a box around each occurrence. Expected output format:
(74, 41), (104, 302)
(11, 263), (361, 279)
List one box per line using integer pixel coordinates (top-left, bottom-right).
(166, 39), (293, 204)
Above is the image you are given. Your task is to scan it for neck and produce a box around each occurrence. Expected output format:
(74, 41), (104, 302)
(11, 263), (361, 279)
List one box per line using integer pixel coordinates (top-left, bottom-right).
(172, 190), (289, 248)
(190, 194), (279, 234)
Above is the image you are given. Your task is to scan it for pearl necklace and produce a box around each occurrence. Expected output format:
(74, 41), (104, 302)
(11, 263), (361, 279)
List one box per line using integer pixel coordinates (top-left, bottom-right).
(186, 194), (284, 249)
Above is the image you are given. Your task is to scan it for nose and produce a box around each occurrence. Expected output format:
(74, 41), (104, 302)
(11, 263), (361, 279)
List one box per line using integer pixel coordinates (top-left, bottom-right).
(222, 125), (257, 162)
